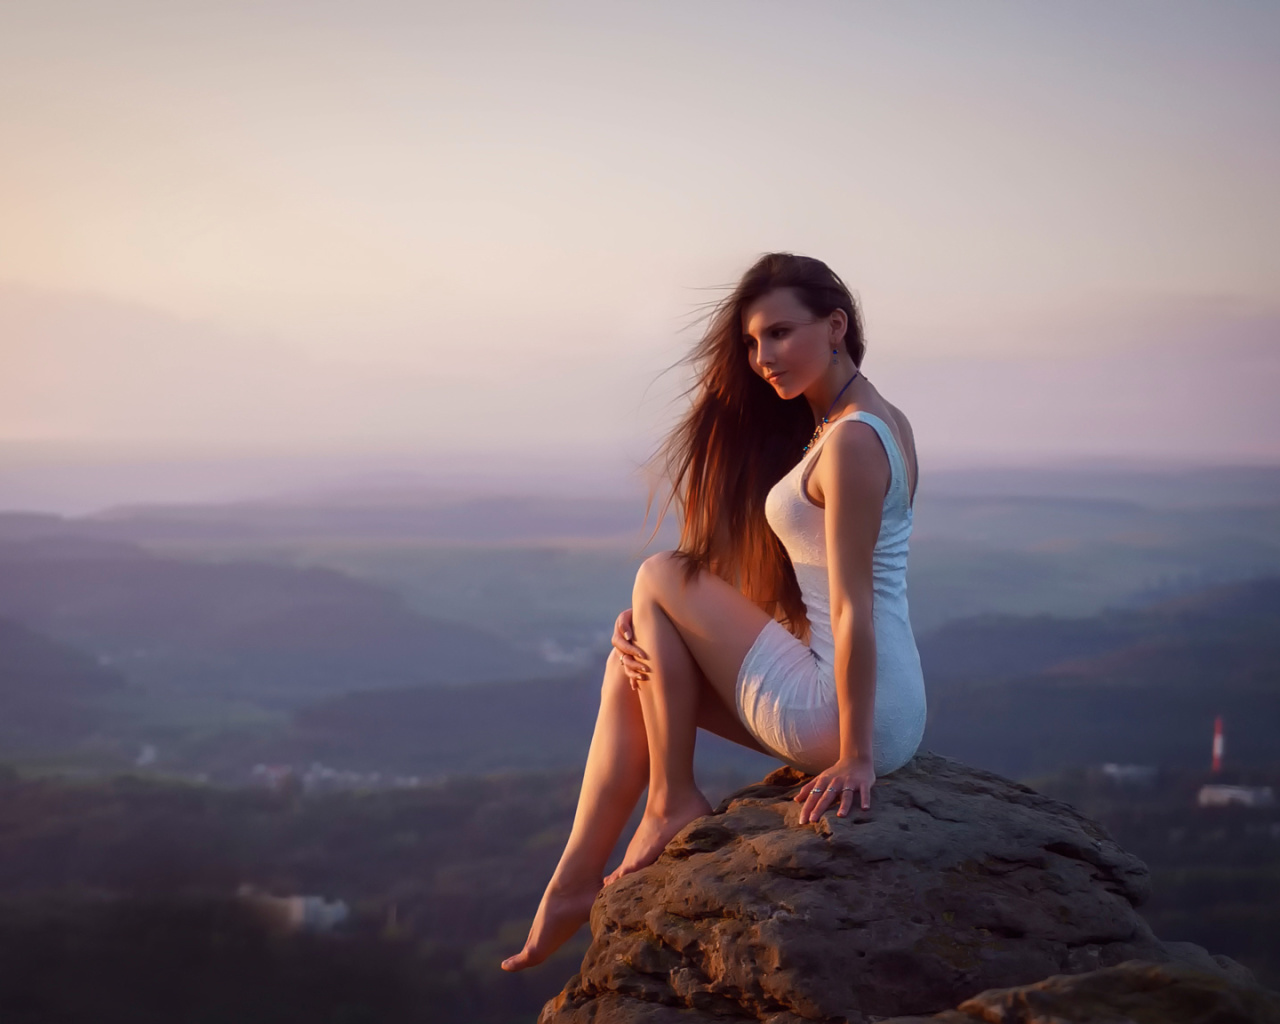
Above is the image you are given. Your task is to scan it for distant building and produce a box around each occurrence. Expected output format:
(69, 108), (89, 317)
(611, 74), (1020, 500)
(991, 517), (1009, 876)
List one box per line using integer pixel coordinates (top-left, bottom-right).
(236, 885), (350, 934)
(252, 761), (426, 794)
(1197, 784), (1276, 808)
(1101, 763), (1158, 786)
(251, 764), (295, 791)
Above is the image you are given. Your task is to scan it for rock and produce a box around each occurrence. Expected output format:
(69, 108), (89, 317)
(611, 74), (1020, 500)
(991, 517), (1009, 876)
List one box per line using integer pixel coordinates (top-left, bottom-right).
(539, 752), (1259, 1024)
(878, 959), (1280, 1023)
(1161, 941), (1262, 989)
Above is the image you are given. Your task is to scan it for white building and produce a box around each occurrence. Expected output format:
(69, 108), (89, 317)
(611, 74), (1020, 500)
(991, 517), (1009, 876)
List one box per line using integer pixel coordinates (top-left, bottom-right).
(1197, 784), (1276, 808)
(1101, 763), (1158, 785)
(237, 885), (351, 933)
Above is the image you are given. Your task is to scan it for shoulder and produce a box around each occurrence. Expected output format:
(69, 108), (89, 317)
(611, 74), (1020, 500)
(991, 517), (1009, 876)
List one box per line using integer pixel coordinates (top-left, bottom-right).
(885, 401), (915, 439)
(826, 413), (895, 466)
(882, 400), (917, 448)
(811, 417), (891, 506)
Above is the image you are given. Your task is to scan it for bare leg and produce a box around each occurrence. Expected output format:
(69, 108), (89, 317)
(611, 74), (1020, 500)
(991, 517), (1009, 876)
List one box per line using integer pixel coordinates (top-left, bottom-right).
(603, 575), (714, 883)
(505, 549), (777, 968)
(500, 653), (648, 971)
(602, 551), (779, 883)
(696, 675), (772, 756)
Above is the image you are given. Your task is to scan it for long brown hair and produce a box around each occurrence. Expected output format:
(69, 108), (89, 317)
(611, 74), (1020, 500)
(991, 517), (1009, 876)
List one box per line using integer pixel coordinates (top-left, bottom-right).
(646, 253), (867, 639)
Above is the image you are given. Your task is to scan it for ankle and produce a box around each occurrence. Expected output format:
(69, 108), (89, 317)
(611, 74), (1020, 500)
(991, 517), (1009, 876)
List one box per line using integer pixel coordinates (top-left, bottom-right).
(645, 785), (703, 818)
(549, 862), (604, 892)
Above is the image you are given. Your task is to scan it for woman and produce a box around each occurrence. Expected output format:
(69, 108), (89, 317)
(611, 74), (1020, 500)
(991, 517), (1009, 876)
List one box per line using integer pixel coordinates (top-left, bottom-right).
(501, 253), (926, 972)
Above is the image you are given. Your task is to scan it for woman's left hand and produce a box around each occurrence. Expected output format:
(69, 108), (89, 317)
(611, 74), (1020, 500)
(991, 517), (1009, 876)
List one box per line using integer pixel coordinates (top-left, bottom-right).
(794, 756), (876, 823)
(611, 608), (651, 690)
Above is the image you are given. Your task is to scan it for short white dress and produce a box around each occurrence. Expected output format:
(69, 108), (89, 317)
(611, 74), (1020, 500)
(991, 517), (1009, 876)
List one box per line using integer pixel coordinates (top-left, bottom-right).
(735, 410), (927, 776)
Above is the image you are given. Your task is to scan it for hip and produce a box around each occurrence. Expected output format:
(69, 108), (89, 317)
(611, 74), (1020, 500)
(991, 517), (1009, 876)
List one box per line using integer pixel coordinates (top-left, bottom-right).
(735, 618), (926, 775)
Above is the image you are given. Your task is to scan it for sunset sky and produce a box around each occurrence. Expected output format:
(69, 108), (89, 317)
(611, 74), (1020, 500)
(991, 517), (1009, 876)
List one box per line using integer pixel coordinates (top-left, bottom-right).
(1, 1), (1277, 511)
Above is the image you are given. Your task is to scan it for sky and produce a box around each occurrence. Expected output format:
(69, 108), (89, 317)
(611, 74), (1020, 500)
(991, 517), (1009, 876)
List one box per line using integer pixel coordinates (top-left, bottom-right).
(1, 0), (1277, 511)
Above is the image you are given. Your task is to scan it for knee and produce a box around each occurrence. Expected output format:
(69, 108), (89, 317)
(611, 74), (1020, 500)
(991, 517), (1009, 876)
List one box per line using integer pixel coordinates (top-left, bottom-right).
(633, 550), (683, 606)
(601, 650), (634, 698)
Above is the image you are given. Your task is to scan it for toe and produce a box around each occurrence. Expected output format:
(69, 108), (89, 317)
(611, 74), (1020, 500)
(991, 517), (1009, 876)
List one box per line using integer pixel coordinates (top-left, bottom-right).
(501, 945), (536, 972)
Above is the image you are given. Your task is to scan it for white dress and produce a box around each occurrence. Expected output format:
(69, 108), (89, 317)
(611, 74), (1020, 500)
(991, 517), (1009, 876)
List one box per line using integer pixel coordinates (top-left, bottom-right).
(734, 410), (927, 775)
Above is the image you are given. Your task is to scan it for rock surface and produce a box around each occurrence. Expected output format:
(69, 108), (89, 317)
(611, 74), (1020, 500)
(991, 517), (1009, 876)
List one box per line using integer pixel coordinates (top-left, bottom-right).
(881, 960), (1280, 1024)
(539, 752), (1258, 1023)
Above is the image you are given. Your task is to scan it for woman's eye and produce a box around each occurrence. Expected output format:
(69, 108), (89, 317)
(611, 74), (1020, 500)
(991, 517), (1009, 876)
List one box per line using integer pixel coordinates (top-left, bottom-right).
(771, 328), (788, 339)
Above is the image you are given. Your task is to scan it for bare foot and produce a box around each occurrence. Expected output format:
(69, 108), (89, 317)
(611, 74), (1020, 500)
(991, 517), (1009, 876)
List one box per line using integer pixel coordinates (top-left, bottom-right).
(500, 876), (601, 972)
(603, 790), (713, 886)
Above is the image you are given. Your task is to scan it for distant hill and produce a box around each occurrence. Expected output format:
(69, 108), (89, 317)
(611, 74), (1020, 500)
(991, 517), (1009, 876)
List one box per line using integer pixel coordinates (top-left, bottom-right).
(0, 496), (669, 547)
(173, 668), (775, 781)
(5, 482), (1280, 641)
(1, 505), (1277, 782)
(919, 576), (1280, 683)
(0, 536), (530, 702)
(166, 577), (1280, 784)
(175, 671), (599, 778)
(0, 617), (125, 750)
(920, 577), (1280, 777)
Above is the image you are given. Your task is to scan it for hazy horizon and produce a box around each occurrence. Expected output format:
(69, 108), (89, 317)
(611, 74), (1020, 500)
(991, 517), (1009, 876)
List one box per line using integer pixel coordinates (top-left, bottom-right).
(4, 443), (1279, 519)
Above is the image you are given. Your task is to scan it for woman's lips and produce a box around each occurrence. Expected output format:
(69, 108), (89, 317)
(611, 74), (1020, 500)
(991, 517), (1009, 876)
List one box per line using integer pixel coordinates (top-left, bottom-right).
(766, 371), (785, 383)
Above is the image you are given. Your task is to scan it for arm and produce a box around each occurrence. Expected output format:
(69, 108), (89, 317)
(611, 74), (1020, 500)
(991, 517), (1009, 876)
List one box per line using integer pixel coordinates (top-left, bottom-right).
(827, 425), (883, 762)
(794, 422), (888, 821)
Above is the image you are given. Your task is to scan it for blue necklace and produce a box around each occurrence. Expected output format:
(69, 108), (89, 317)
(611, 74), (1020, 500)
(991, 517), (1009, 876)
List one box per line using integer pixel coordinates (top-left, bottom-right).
(801, 369), (860, 455)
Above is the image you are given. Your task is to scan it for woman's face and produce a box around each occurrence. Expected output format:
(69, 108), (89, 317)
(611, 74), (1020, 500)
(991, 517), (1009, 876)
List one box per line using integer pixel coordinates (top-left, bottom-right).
(741, 287), (842, 399)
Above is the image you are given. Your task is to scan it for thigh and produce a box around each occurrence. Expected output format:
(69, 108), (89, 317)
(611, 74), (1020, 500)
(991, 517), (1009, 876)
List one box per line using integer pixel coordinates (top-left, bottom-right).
(696, 675), (772, 756)
(634, 551), (777, 715)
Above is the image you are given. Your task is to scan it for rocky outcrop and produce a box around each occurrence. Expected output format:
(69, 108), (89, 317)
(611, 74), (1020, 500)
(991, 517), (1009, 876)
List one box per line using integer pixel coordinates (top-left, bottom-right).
(539, 753), (1260, 1024)
(882, 960), (1280, 1024)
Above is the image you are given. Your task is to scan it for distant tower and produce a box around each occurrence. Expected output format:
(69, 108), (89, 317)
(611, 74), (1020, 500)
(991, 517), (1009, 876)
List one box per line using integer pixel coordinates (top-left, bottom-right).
(1211, 715), (1224, 774)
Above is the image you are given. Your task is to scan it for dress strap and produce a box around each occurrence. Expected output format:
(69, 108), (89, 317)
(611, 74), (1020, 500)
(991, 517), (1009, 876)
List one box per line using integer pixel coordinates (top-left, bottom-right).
(801, 410), (912, 512)
(848, 412), (913, 512)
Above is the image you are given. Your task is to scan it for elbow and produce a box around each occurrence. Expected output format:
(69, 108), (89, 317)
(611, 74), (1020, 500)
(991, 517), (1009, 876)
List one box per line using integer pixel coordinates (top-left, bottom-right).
(831, 597), (874, 638)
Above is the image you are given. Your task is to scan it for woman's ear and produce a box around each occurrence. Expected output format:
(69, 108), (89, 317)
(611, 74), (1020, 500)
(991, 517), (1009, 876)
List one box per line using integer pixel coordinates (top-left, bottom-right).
(828, 308), (848, 345)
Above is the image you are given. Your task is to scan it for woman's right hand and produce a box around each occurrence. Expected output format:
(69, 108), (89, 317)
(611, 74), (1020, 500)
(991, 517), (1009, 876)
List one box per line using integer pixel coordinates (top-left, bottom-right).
(611, 608), (651, 690)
